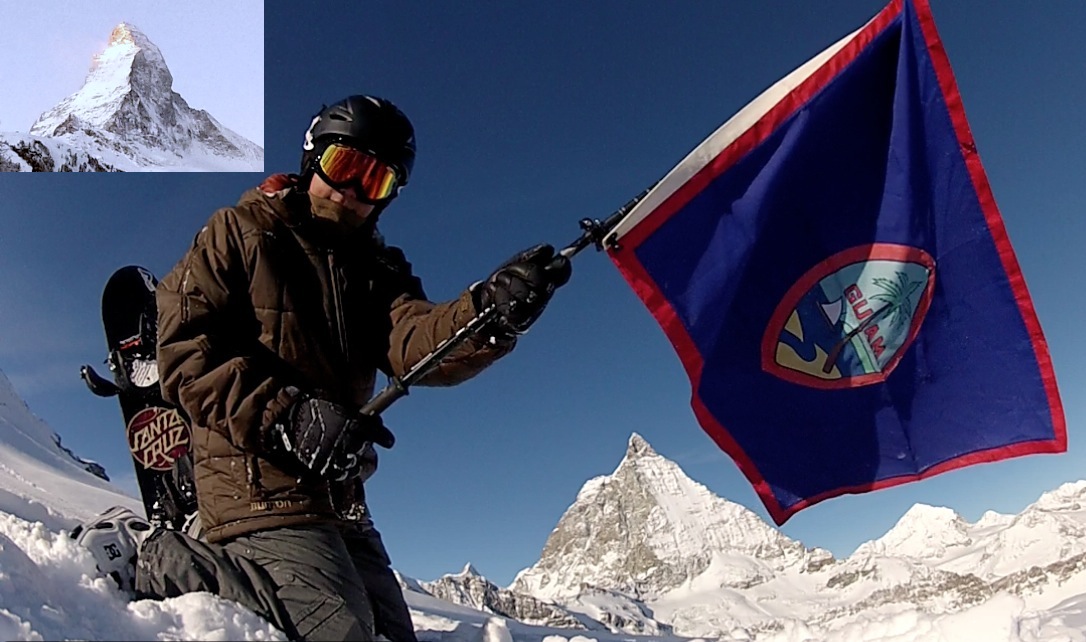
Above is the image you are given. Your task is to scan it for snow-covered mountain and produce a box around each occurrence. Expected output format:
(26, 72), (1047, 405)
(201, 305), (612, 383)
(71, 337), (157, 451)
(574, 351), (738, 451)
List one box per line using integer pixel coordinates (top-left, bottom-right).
(418, 563), (601, 631)
(0, 23), (262, 172)
(500, 432), (1086, 640)
(1, 364), (1086, 640)
(513, 434), (827, 603)
(856, 481), (1086, 583)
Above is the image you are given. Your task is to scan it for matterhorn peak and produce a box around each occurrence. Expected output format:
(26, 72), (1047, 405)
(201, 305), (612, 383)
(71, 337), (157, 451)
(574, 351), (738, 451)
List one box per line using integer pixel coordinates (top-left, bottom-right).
(101, 22), (156, 56)
(10, 22), (263, 172)
(109, 22), (142, 46)
(96, 22), (166, 80)
(35, 21), (171, 139)
(512, 433), (814, 600)
(624, 432), (656, 459)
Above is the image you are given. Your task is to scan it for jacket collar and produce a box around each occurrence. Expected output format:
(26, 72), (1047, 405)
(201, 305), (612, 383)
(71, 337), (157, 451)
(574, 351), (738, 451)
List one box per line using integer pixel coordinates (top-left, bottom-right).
(249, 174), (382, 250)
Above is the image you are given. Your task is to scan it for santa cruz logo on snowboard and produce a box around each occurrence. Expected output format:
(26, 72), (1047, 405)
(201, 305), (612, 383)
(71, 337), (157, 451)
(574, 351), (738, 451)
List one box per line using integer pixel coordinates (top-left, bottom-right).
(127, 407), (191, 471)
(761, 244), (935, 389)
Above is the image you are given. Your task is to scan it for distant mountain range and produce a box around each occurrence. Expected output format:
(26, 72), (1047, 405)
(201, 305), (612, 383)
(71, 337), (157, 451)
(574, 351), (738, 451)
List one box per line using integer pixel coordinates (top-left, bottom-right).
(419, 433), (1086, 640)
(0, 23), (262, 172)
(0, 362), (1084, 639)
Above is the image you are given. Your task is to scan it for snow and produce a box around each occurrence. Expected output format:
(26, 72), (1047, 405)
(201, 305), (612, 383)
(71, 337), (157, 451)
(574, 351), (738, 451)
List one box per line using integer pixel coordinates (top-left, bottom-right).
(1, 363), (1086, 640)
(854, 487), (1086, 584)
(854, 504), (973, 561)
(0, 511), (285, 641)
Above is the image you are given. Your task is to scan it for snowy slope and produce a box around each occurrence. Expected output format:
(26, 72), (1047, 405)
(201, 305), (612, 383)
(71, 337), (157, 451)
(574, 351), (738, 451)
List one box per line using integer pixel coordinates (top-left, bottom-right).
(0, 132), (123, 172)
(4, 22), (262, 172)
(0, 367), (285, 639)
(0, 369), (699, 641)
(1, 365), (1086, 640)
(0, 369), (137, 529)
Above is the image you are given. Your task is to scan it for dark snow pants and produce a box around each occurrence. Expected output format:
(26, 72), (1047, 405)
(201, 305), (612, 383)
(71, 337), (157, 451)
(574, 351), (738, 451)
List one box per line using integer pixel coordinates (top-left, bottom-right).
(136, 529), (296, 636)
(137, 520), (417, 642)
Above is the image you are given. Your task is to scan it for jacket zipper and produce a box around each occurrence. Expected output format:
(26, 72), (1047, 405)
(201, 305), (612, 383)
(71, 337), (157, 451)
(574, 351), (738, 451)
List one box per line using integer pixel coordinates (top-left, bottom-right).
(327, 250), (350, 362)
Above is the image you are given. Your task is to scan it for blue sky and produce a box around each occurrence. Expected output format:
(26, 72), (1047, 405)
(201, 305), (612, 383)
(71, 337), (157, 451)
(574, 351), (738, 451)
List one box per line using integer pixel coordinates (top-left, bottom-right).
(0, 0), (1083, 587)
(0, 0), (263, 146)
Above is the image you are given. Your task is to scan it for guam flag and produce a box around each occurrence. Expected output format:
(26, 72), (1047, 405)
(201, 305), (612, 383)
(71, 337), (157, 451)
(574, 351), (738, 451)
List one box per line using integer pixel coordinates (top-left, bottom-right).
(606, 0), (1065, 524)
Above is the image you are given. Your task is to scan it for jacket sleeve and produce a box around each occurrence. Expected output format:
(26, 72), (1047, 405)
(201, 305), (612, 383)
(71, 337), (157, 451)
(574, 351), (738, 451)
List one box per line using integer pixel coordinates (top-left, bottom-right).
(157, 209), (298, 451)
(379, 246), (514, 386)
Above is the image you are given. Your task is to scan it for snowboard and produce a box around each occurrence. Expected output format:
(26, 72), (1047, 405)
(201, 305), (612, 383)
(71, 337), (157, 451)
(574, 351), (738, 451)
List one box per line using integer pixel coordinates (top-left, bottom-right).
(81, 265), (198, 531)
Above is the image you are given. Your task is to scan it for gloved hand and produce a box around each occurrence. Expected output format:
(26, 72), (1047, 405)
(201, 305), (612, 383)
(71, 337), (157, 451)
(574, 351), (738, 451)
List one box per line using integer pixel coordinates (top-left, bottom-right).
(477, 244), (572, 335)
(275, 393), (395, 482)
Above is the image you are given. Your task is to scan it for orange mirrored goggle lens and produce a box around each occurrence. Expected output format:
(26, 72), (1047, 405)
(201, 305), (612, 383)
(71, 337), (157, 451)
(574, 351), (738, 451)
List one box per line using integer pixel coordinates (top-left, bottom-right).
(318, 144), (399, 201)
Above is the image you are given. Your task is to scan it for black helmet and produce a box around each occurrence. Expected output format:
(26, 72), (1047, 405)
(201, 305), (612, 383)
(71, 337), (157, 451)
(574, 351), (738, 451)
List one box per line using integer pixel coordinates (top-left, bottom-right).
(300, 95), (416, 188)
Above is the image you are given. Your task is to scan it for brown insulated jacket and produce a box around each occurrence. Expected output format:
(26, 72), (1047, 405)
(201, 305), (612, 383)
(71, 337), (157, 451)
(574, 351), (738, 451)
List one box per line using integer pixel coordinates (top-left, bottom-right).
(157, 179), (512, 543)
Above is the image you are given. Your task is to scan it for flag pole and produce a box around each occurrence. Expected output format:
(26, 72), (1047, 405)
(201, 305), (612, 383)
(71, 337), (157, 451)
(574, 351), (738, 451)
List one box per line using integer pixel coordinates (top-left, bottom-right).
(360, 184), (656, 417)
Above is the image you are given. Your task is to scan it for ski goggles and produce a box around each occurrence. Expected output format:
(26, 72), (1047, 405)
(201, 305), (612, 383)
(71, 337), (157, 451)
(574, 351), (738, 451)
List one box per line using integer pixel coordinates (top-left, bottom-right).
(315, 143), (401, 201)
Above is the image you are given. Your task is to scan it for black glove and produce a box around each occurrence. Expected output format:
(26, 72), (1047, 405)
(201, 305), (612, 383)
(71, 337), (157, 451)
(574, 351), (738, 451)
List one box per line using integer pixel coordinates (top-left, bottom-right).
(275, 394), (395, 481)
(478, 244), (572, 335)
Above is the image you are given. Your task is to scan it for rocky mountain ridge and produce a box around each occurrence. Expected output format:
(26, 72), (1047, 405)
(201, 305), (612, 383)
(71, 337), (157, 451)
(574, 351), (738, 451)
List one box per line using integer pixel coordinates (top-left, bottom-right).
(512, 433), (824, 601)
(0, 134), (122, 172)
(417, 564), (596, 630)
(426, 433), (1086, 639)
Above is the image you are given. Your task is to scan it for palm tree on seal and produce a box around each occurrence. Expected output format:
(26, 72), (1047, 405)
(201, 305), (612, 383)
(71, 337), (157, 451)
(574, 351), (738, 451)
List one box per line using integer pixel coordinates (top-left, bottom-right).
(822, 270), (927, 373)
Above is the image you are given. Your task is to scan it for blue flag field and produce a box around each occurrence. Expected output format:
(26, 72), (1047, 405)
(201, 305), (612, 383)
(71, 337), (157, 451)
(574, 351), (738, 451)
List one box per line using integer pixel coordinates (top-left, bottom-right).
(606, 0), (1065, 524)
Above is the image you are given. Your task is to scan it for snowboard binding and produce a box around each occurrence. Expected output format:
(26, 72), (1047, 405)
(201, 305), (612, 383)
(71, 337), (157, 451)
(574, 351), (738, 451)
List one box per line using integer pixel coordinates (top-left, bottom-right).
(82, 266), (199, 532)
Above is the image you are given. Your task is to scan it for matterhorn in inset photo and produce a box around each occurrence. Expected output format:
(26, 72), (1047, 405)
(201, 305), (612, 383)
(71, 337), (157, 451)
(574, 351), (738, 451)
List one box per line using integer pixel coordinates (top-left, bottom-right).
(0, 23), (263, 172)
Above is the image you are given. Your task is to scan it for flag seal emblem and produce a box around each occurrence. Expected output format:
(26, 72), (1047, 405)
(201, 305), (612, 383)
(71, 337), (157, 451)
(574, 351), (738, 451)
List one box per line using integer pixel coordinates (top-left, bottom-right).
(762, 244), (935, 389)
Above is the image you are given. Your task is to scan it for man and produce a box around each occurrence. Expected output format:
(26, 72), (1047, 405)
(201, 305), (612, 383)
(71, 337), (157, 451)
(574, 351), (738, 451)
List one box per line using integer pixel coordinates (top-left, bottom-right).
(150, 95), (571, 641)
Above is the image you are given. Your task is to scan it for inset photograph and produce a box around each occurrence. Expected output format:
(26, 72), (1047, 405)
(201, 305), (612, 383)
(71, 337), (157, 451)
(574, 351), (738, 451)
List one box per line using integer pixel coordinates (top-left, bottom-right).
(0, 2), (263, 172)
